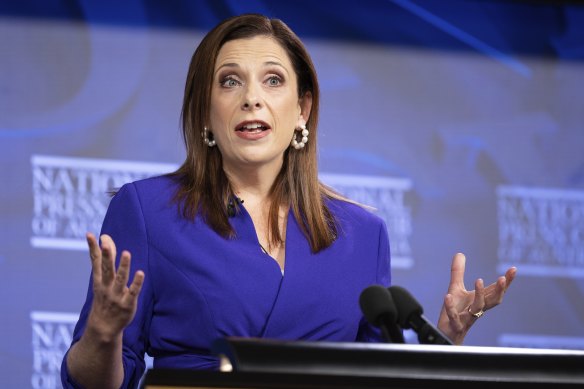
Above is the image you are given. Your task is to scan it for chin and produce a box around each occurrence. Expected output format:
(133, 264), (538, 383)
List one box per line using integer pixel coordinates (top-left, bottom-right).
(238, 151), (284, 167)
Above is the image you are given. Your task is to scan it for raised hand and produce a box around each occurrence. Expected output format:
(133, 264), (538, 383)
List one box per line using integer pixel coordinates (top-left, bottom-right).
(65, 233), (146, 389)
(437, 253), (516, 345)
(85, 233), (145, 341)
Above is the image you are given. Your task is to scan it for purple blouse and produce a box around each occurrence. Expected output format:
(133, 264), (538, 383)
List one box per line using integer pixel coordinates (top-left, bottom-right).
(61, 175), (391, 388)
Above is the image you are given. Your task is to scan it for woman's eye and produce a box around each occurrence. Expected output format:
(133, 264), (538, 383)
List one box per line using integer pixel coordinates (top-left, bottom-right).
(266, 76), (282, 86)
(221, 77), (240, 87)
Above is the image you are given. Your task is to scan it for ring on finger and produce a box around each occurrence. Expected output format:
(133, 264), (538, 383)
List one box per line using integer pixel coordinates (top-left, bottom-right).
(468, 305), (484, 318)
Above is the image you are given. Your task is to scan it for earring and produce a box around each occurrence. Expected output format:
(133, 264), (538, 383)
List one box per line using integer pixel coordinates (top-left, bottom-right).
(291, 123), (309, 150)
(202, 126), (216, 147)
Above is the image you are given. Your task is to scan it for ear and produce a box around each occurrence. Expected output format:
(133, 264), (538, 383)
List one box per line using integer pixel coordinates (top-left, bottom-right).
(297, 91), (313, 125)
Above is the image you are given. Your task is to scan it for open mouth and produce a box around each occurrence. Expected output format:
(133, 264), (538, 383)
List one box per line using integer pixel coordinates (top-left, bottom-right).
(235, 121), (271, 133)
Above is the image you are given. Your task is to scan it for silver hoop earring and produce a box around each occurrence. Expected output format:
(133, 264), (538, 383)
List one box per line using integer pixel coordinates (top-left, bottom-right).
(202, 126), (216, 147)
(291, 123), (309, 150)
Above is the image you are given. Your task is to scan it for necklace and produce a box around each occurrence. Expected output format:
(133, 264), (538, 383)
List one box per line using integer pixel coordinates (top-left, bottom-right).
(259, 243), (269, 254)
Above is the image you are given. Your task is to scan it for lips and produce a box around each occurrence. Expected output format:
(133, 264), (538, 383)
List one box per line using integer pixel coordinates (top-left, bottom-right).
(235, 120), (271, 133)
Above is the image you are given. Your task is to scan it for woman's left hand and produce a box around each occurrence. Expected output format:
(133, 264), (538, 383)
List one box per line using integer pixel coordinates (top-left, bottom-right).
(437, 253), (516, 345)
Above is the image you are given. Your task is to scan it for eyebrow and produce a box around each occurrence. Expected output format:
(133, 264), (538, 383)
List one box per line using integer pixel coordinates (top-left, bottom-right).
(215, 61), (289, 76)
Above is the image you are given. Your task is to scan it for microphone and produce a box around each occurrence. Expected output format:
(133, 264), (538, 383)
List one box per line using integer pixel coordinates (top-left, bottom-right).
(388, 285), (454, 345)
(359, 285), (405, 343)
(227, 197), (244, 217)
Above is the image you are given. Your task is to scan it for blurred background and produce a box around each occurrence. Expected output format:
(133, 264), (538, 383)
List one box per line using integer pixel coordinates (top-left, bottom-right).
(1, 1), (583, 387)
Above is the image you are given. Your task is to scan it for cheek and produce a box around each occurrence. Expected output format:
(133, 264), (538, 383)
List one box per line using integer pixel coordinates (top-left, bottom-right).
(275, 95), (301, 128)
(210, 97), (233, 130)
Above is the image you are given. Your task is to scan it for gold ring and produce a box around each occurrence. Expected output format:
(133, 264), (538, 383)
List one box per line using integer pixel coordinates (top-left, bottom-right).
(468, 305), (484, 318)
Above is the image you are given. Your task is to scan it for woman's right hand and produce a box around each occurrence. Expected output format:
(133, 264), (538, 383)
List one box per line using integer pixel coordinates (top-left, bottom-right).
(85, 233), (145, 342)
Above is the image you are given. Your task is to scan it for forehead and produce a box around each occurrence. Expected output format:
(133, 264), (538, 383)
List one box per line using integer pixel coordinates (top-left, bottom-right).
(215, 36), (293, 68)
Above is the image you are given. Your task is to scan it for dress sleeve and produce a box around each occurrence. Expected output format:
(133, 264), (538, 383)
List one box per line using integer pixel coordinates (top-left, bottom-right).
(355, 218), (392, 342)
(61, 182), (153, 389)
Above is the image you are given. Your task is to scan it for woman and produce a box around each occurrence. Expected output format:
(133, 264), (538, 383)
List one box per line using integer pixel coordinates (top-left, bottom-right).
(61, 13), (516, 389)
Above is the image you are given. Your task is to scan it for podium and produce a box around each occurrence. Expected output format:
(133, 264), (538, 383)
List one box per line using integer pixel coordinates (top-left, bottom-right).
(141, 337), (584, 388)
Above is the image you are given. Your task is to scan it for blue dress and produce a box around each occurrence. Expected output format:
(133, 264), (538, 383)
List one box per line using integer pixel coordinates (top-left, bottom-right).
(61, 175), (391, 388)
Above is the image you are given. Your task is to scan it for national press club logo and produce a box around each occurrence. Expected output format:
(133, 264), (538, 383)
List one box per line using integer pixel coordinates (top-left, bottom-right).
(30, 155), (175, 250)
(497, 185), (584, 278)
(320, 174), (413, 269)
(30, 311), (78, 389)
(30, 311), (153, 389)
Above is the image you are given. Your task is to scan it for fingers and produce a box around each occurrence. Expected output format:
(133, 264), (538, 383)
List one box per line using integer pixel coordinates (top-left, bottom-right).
(443, 294), (464, 332)
(87, 233), (102, 281)
(113, 251), (132, 295)
(123, 270), (145, 306)
(440, 259), (515, 346)
(85, 232), (145, 336)
(469, 278), (485, 316)
(481, 266), (516, 309)
(504, 266), (517, 291)
(448, 253), (467, 293)
(113, 251), (145, 306)
(100, 234), (117, 286)
(87, 233), (143, 298)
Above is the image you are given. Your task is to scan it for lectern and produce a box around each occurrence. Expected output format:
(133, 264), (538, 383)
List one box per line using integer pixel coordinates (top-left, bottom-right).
(141, 337), (584, 388)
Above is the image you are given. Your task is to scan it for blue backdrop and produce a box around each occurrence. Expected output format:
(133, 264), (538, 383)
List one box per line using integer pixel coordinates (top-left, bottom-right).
(1, 1), (583, 388)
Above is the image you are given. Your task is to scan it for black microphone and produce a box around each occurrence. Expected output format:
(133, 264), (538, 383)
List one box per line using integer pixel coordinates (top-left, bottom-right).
(359, 285), (405, 343)
(389, 285), (454, 345)
(227, 197), (244, 217)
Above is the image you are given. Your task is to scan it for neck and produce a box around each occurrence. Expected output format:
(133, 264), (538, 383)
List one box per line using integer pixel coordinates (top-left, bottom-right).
(223, 160), (282, 205)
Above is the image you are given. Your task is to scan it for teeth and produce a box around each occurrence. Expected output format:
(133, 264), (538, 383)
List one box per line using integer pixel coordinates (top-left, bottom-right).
(243, 123), (263, 129)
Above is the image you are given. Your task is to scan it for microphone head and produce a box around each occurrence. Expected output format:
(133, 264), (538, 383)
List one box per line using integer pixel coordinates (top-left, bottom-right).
(227, 203), (235, 217)
(388, 285), (423, 329)
(359, 285), (398, 327)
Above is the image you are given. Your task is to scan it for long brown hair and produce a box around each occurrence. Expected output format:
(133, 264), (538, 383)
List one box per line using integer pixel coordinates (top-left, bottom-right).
(172, 13), (344, 253)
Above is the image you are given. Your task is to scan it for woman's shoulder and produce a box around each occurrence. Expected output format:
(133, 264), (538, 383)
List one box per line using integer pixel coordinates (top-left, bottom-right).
(131, 173), (178, 191)
(114, 174), (179, 203)
(325, 196), (385, 228)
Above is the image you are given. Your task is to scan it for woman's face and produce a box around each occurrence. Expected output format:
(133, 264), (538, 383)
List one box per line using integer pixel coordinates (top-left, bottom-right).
(209, 36), (311, 175)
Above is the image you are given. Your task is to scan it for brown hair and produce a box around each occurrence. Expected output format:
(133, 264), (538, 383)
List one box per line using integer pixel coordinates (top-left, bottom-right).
(171, 13), (344, 253)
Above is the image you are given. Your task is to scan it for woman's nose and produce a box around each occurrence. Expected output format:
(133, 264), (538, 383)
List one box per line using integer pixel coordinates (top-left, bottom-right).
(241, 85), (262, 110)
